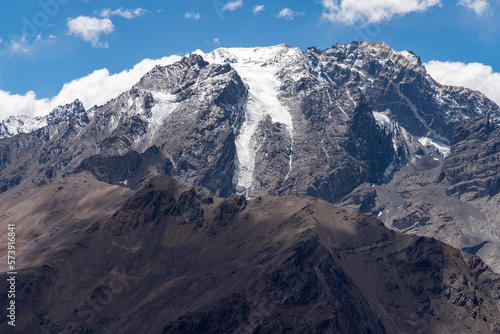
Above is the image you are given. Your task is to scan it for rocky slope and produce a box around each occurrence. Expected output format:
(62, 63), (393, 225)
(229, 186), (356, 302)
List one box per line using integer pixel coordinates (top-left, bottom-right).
(1, 175), (500, 333)
(357, 116), (500, 273)
(304, 42), (499, 140)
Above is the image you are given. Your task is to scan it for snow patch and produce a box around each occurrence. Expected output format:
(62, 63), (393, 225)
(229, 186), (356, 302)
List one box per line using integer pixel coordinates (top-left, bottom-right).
(150, 92), (178, 126)
(232, 64), (292, 192)
(0, 115), (47, 138)
(398, 50), (420, 67)
(418, 137), (450, 157)
(383, 161), (396, 179)
(372, 111), (392, 128)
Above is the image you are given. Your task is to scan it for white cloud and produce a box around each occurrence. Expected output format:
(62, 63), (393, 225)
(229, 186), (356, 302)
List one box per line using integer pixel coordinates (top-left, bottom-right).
(277, 8), (305, 20)
(0, 38), (3, 44)
(7, 34), (58, 54)
(99, 8), (148, 19)
(222, 0), (243, 11)
(213, 38), (221, 46)
(0, 55), (182, 120)
(10, 36), (31, 54)
(184, 12), (201, 20)
(67, 16), (114, 48)
(458, 0), (489, 15)
(321, 0), (441, 25)
(278, 8), (294, 19)
(425, 60), (500, 106)
(253, 5), (265, 14)
(35, 34), (58, 43)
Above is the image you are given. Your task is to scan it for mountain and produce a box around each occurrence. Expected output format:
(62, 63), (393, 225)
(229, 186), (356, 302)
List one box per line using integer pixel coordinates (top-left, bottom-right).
(0, 99), (85, 139)
(0, 42), (498, 201)
(1, 41), (500, 332)
(0, 41), (499, 270)
(1, 175), (499, 333)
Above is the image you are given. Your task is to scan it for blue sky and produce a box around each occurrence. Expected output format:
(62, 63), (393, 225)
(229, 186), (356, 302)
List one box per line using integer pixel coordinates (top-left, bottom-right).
(0, 0), (499, 119)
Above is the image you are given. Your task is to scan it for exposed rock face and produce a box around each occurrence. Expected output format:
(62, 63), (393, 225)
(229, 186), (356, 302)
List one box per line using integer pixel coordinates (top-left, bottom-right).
(442, 115), (500, 198)
(276, 83), (394, 202)
(1, 175), (500, 333)
(304, 42), (500, 140)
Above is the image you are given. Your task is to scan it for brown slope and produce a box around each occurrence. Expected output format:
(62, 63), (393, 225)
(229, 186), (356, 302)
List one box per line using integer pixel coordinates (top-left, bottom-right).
(0, 176), (499, 333)
(0, 172), (135, 272)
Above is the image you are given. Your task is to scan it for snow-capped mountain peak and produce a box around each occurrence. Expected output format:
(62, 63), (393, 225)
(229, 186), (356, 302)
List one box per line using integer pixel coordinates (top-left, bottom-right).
(193, 44), (302, 194)
(194, 43), (303, 69)
(0, 99), (85, 139)
(1, 41), (499, 200)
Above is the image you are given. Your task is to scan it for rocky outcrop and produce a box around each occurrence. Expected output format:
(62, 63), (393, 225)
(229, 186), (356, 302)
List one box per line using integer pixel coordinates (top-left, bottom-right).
(442, 116), (500, 199)
(73, 145), (169, 190)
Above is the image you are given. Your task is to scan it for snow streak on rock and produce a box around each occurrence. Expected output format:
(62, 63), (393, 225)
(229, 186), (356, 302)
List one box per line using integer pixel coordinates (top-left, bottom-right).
(196, 45), (299, 194)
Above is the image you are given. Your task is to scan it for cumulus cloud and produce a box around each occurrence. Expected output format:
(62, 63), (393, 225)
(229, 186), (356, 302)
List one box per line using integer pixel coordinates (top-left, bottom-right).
(67, 16), (114, 48)
(458, 0), (489, 15)
(184, 12), (201, 20)
(99, 8), (148, 19)
(321, 0), (441, 25)
(0, 55), (182, 120)
(277, 8), (305, 20)
(253, 5), (265, 14)
(425, 60), (500, 106)
(222, 0), (243, 11)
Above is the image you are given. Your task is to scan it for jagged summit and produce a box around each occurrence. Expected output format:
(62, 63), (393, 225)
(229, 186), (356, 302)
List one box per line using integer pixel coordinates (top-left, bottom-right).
(46, 99), (85, 125)
(194, 43), (303, 69)
(0, 99), (85, 138)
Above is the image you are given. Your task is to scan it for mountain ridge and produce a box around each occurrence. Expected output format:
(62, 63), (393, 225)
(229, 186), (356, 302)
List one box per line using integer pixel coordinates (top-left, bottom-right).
(1, 174), (500, 333)
(2, 41), (496, 197)
(0, 99), (85, 139)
